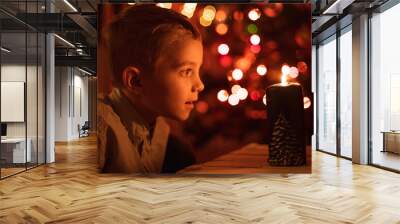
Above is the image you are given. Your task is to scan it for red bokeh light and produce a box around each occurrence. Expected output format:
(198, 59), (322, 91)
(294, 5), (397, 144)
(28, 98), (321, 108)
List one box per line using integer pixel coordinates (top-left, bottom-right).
(263, 4), (283, 18)
(250, 44), (261, 54)
(196, 101), (209, 113)
(220, 55), (232, 67)
(250, 90), (261, 101)
(297, 61), (308, 74)
(233, 11), (244, 21)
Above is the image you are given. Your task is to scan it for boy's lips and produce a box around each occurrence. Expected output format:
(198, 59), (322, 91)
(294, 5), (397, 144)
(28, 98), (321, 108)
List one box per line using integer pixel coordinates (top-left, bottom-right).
(185, 100), (197, 108)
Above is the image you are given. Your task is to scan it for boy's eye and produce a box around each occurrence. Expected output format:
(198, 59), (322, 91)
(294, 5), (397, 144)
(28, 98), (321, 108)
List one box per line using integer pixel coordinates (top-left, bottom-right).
(180, 68), (194, 77)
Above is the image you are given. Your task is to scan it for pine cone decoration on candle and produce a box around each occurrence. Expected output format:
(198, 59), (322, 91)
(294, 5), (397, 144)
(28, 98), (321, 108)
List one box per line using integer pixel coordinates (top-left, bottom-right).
(269, 113), (306, 166)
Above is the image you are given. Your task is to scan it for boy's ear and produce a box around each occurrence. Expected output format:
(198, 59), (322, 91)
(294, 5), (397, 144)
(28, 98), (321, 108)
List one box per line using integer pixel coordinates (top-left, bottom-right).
(122, 66), (142, 92)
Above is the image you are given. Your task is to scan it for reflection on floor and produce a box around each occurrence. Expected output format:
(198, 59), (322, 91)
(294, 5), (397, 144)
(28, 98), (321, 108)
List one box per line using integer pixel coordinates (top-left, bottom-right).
(373, 150), (400, 171)
(0, 163), (40, 178)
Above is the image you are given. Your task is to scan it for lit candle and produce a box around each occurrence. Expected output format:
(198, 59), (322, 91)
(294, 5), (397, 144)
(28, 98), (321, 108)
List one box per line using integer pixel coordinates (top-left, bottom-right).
(265, 74), (306, 166)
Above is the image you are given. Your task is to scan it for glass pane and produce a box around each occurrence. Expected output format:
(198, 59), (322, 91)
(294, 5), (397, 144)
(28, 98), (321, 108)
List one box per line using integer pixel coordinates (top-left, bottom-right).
(339, 29), (352, 158)
(317, 36), (337, 154)
(1, 30), (27, 177)
(312, 45), (317, 151)
(38, 32), (45, 165)
(27, 31), (38, 169)
(371, 4), (400, 171)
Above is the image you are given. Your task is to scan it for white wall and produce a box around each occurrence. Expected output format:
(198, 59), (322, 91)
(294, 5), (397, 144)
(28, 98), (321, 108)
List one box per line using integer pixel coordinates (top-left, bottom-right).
(55, 67), (89, 141)
(55, 66), (69, 141)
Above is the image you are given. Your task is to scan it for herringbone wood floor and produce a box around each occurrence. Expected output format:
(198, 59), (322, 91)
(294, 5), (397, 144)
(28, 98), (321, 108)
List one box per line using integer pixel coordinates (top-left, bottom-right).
(1, 136), (400, 223)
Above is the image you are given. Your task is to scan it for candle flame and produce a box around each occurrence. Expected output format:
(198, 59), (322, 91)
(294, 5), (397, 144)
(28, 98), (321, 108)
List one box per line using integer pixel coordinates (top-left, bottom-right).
(281, 73), (288, 86)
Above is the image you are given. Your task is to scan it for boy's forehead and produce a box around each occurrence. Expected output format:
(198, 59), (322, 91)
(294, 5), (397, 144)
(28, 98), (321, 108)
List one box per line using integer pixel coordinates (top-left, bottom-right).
(157, 39), (203, 67)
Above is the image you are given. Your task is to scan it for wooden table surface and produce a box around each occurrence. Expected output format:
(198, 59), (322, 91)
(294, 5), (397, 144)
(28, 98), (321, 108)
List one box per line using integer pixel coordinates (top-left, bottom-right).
(179, 143), (312, 174)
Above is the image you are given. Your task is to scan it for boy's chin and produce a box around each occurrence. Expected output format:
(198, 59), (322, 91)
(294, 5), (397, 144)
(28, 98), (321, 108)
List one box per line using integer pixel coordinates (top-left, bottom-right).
(168, 113), (190, 122)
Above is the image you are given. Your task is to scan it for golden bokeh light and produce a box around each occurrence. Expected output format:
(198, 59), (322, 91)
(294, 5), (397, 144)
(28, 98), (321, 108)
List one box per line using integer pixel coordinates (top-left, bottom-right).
(228, 94), (240, 106)
(232, 68), (244, 81)
(256, 64), (267, 76)
(304, 97), (311, 109)
(248, 8), (261, 21)
(231, 84), (241, 94)
(217, 90), (229, 102)
(215, 23), (228, 35)
(237, 88), (248, 100)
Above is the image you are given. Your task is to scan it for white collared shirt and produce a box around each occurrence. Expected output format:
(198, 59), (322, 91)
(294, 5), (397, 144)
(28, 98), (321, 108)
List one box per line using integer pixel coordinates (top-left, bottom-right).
(97, 88), (170, 173)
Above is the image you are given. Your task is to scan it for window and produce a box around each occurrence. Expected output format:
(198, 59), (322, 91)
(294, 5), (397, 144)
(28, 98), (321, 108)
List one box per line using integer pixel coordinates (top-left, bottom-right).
(370, 2), (400, 171)
(339, 27), (352, 158)
(317, 35), (337, 154)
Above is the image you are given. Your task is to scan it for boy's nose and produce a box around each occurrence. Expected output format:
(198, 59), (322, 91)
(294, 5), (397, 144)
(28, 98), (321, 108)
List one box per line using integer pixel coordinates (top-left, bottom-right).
(193, 76), (204, 93)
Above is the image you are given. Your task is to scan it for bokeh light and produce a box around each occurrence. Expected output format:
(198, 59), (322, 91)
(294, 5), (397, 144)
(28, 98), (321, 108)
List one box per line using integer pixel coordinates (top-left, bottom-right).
(217, 90), (229, 102)
(263, 94), (267, 105)
(215, 23), (228, 35)
(256, 64), (267, 76)
(196, 101), (209, 114)
(303, 97), (311, 109)
(289, 66), (299, 78)
(233, 11), (244, 21)
(250, 90), (261, 101)
(220, 55), (232, 67)
(200, 16), (212, 27)
(248, 8), (261, 21)
(228, 94), (240, 106)
(250, 34), (261, 45)
(231, 84), (241, 94)
(281, 64), (290, 75)
(250, 45), (261, 54)
(263, 4), (283, 18)
(247, 24), (258, 34)
(237, 88), (248, 100)
(235, 57), (252, 71)
(202, 5), (216, 21)
(297, 61), (308, 74)
(215, 10), (227, 22)
(181, 3), (197, 18)
(232, 68), (244, 80)
(218, 43), (229, 55)
(156, 3), (172, 9)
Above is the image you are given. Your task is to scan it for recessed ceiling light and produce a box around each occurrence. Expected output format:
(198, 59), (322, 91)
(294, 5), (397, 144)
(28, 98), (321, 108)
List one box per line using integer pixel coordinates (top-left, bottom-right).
(54, 34), (75, 48)
(63, 0), (78, 12)
(1, 47), (11, 53)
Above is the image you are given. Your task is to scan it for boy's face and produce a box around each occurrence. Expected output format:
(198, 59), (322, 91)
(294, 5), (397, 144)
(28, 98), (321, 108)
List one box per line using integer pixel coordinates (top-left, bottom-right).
(140, 37), (204, 121)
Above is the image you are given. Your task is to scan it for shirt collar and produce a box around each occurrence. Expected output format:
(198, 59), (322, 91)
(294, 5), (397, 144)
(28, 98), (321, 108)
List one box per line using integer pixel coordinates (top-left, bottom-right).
(108, 88), (153, 134)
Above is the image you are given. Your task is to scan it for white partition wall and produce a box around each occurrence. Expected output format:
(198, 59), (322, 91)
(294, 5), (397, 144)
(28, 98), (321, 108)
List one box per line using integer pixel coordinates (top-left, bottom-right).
(0, 1), (47, 179)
